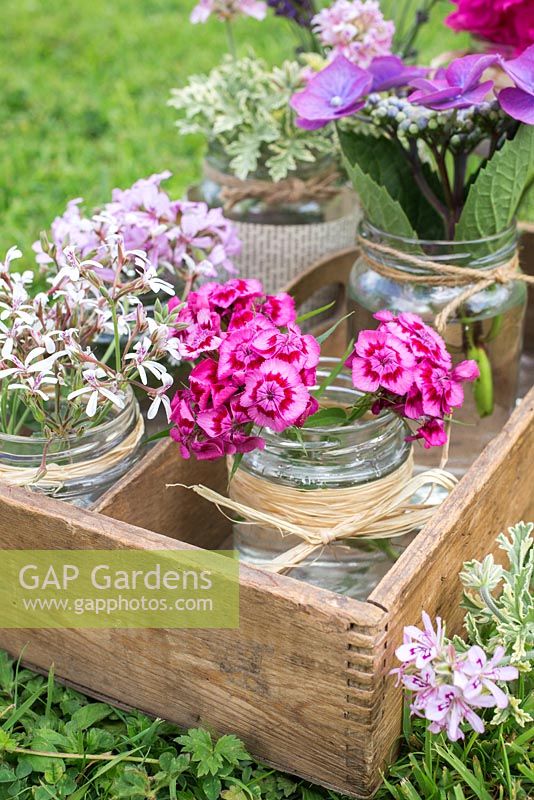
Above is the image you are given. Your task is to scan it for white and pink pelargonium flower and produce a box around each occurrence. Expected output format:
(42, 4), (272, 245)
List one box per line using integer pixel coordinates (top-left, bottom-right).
(147, 373), (174, 421)
(67, 368), (126, 418)
(8, 373), (60, 403)
(392, 613), (519, 742)
(0, 348), (66, 381)
(124, 337), (171, 386)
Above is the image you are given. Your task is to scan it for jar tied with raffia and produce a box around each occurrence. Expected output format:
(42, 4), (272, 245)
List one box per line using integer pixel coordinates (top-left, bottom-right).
(0, 388), (145, 508)
(230, 360), (455, 600)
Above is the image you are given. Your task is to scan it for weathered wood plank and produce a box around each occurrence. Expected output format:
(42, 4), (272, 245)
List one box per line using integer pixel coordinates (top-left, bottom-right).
(94, 439), (231, 549)
(0, 482), (384, 796)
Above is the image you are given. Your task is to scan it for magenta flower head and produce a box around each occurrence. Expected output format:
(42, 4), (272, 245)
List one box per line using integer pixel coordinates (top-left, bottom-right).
(498, 43), (534, 124)
(291, 55), (373, 130)
(349, 311), (478, 449)
(409, 53), (497, 111)
(368, 55), (427, 92)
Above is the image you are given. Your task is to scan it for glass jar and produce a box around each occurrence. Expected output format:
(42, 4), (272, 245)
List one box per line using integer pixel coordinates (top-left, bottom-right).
(0, 388), (144, 508)
(190, 144), (354, 227)
(233, 360), (415, 600)
(347, 222), (527, 475)
(190, 144), (360, 320)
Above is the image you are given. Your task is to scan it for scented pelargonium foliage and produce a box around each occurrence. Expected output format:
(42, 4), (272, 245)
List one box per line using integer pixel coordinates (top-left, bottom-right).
(169, 286), (476, 460)
(168, 56), (335, 182)
(348, 311), (479, 448)
(291, 47), (534, 240)
(446, 0), (534, 54)
(34, 171), (241, 286)
(0, 240), (181, 439)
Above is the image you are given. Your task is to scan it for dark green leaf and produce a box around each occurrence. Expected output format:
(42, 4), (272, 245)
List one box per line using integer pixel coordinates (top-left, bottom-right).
(338, 128), (443, 238)
(67, 702), (113, 732)
(202, 774), (222, 800)
(0, 768), (16, 784)
(0, 652), (13, 694)
(434, 744), (492, 800)
(456, 125), (534, 244)
(214, 734), (250, 766)
(143, 426), (172, 445)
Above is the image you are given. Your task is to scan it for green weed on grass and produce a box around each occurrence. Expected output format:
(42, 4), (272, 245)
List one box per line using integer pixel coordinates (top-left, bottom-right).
(0, 650), (344, 799)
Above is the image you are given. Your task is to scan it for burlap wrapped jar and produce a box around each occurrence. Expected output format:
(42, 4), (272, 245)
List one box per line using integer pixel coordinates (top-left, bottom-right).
(189, 148), (361, 308)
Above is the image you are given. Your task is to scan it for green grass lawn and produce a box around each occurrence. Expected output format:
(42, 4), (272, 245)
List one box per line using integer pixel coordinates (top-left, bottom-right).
(0, 0), (467, 258)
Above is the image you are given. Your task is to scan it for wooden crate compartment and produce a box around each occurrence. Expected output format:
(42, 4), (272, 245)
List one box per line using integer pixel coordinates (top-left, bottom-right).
(0, 240), (533, 798)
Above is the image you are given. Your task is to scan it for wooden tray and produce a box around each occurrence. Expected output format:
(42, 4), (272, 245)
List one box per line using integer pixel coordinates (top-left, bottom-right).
(0, 241), (533, 798)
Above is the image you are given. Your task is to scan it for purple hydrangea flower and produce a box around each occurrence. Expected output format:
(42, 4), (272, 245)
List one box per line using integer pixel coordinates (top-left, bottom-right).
(408, 53), (497, 110)
(291, 55), (372, 130)
(498, 43), (534, 124)
(368, 55), (427, 92)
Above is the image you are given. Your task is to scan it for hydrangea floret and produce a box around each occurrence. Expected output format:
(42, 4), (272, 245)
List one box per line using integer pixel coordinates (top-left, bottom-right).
(34, 171), (241, 290)
(0, 239), (182, 442)
(291, 47), (534, 236)
(168, 285), (478, 459)
(291, 47), (534, 423)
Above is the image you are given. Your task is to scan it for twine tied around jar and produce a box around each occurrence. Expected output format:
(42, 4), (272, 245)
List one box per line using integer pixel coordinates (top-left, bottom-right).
(203, 162), (343, 212)
(0, 416), (145, 491)
(171, 450), (457, 573)
(357, 236), (534, 333)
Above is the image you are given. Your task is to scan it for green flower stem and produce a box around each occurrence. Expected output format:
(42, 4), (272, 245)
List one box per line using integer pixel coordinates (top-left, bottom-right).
(12, 405), (32, 436)
(99, 337), (117, 366)
(7, 391), (20, 435)
(12, 747), (159, 765)
(404, 139), (449, 234)
(480, 586), (509, 625)
(109, 300), (122, 375)
(396, 0), (439, 59)
(225, 20), (237, 59)
(1, 380), (8, 433)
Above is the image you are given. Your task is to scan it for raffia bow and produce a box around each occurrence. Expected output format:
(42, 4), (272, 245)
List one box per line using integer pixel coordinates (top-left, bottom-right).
(170, 451), (457, 574)
(357, 237), (534, 333)
(203, 162), (343, 212)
